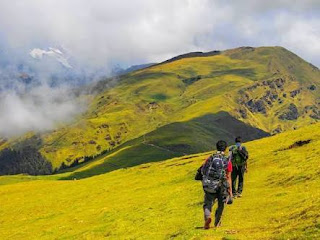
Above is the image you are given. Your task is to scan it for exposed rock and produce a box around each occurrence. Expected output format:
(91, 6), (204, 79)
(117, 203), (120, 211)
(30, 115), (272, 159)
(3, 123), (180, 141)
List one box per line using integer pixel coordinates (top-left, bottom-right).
(290, 89), (301, 98)
(274, 78), (286, 88)
(308, 85), (316, 91)
(99, 123), (109, 129)
(148, 102), (159, 109)
(238, 108), (247, 118)
(271, 126), (282, 135)
(310, 108), (320, 120)
(105, 134), (112, 141)
(246, 99), (266, 114)
(88, 140), (97, 145)
(279, 104), (299, 120)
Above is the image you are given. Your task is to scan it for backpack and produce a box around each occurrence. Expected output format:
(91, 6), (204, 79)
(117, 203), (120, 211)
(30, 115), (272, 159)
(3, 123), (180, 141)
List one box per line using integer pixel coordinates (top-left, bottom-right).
(230, 145), (248, 166)
(201, 154), (227, 193)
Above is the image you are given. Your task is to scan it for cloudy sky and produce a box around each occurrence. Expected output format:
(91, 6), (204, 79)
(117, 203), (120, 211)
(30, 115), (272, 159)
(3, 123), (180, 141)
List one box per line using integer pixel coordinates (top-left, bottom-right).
(0, 0), (319, 137)
(0, 0), (319, 67)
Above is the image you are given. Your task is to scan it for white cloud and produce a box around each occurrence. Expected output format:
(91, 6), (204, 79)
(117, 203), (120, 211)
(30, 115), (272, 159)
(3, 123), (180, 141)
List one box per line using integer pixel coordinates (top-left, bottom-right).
(0, 0), (319, 137)
(0, 86), (85, 137)
(0, 0), (318, 66)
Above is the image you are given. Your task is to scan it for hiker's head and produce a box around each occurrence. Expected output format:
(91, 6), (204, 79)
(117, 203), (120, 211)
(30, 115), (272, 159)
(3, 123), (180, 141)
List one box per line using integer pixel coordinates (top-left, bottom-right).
(235, 136), (242, 143)
(216, 140), (227, 152)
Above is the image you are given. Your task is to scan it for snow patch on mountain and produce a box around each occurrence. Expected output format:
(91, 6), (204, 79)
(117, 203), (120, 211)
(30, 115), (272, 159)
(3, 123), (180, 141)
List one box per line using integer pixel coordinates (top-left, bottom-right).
(30, 47), (73, 69)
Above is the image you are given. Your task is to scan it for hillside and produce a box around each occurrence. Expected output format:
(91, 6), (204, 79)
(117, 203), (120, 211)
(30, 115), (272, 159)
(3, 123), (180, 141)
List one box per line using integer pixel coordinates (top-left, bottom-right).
(0, 46), (319, 174)
(0, 122), (319, 239)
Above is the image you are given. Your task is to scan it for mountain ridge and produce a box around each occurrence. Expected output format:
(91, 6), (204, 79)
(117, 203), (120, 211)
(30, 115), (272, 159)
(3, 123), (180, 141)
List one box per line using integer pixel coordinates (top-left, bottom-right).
(0, 46), (319, 175)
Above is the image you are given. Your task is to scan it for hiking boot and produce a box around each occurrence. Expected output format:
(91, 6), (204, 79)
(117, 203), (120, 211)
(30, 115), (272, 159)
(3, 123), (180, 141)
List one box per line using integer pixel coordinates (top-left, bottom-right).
(204, 217), (212, 229)
(215, 221), (222, 228)
(237, 193), (242, 198)
(233, 193), (238, 199)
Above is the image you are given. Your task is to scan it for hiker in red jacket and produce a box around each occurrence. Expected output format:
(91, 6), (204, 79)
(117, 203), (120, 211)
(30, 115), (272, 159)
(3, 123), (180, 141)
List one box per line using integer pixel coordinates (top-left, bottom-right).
(195, 140), (233, 229)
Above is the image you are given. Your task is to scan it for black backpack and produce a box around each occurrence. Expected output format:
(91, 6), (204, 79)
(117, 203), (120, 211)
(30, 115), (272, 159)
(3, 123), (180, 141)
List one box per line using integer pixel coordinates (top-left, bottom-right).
(201, 154), (227, 193)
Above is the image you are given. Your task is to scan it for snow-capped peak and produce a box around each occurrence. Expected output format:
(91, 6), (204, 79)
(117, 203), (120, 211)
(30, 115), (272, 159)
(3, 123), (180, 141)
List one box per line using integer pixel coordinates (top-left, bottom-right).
(30, 47), (73, 69)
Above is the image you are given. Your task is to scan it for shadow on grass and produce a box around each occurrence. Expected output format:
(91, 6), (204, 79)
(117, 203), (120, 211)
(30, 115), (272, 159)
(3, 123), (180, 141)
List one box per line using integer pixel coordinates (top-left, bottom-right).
(59, 111), (269, 180)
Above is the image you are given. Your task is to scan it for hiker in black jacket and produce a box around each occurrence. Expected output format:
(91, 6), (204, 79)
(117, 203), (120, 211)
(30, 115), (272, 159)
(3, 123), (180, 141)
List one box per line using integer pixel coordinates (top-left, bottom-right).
(195, 140), (233, 229)
(229, 136), (249, 198)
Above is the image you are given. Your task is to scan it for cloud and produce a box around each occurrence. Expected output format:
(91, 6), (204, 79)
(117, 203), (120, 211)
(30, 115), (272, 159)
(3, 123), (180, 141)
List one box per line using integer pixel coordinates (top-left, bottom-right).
(0, 86), (85, 137)
(0, 0), (319, 137)
(0, 0), (317, 66)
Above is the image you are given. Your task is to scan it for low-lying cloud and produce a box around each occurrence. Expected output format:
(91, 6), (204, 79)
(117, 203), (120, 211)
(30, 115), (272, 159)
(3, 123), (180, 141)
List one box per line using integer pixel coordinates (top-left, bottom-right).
(0, 86), (85, 137)
(0, 0), (319, 137)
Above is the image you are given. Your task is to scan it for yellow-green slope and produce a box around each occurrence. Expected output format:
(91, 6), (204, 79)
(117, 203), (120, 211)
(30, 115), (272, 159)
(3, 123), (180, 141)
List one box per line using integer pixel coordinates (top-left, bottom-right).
(0, 122), (319, 239)
(1, 46), (319, 174)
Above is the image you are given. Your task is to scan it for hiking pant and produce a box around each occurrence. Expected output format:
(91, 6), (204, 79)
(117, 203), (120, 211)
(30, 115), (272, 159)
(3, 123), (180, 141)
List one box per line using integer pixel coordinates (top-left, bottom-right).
(203, 188), (225, 226)
(231, 165), (245, 195)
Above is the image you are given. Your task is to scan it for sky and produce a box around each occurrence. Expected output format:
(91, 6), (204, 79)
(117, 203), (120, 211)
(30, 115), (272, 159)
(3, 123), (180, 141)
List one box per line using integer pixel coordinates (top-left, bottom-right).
(0, 0), (319, 137)
(0, 0), (319, 67)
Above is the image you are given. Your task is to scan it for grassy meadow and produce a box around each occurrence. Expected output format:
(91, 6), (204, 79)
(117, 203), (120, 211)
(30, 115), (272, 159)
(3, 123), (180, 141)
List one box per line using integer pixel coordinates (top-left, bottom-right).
(0, 122), (319, 239)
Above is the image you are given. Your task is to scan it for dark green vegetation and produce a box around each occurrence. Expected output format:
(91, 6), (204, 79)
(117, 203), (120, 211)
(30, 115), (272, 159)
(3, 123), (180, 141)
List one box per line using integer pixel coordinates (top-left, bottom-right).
(62, 111), (269, 179)
(0, 46), (319, 175)
(0, 136), (52, 175)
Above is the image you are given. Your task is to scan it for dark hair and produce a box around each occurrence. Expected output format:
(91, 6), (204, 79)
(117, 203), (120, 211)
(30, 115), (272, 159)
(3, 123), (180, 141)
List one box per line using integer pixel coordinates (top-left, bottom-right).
(235, 136), (242, 143)
(216, 140), (227, 151)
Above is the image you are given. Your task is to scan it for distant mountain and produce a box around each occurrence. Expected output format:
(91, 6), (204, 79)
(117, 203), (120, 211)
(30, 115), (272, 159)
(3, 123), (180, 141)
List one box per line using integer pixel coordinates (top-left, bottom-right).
(0, 46), (319, 175)
(0, 47), (86, 91)
(111, 63), (155, 76)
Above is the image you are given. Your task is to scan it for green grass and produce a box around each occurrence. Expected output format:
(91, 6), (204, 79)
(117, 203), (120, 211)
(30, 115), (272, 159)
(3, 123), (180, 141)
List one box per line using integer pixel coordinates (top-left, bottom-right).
(0, 123), (319, 239)
(57, 111), (268, 180)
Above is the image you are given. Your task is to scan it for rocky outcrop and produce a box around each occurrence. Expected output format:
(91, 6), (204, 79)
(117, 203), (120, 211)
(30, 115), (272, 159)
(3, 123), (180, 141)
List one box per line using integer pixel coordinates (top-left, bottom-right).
(310, 109), (320, 120)
(279, 104), (299, 120)
(271, 126), (282, 135)
(308, 85), (316, 91)
(239, 77), (288, 115)
(246, 99), (266, 114)
(290, 89), (301, 98)
(238, 108), (248, 119)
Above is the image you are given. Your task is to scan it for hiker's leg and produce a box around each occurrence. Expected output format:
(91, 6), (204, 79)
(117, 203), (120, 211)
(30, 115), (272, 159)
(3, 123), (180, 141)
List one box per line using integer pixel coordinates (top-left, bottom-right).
(203, 191), (214, 220)
(238, 166), (245, 194)
(231, 166), (237, 195)
(214, 190), (225, 227)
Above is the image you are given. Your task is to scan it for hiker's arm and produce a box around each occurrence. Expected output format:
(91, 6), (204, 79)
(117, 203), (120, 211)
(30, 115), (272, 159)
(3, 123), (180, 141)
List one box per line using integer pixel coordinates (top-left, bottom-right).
(226, 160), (233, 197)
(226, 171), (232, 197)
(228, 148), (233, 161)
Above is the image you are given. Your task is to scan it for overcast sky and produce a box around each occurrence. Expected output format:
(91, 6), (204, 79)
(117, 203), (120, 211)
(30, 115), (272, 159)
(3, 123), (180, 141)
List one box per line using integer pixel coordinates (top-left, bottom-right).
(0, 0), (319, 137)
(0, 0), (319, 67)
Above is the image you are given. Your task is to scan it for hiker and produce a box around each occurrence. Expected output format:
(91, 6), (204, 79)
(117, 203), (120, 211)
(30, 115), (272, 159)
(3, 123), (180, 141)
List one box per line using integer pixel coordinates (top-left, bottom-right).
(195, 140), (233, 229)
(229, 136), (249, 198)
